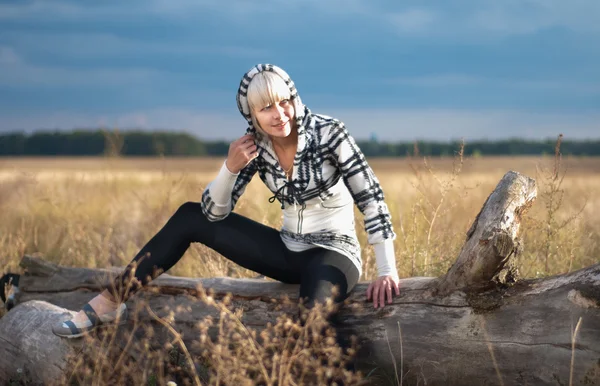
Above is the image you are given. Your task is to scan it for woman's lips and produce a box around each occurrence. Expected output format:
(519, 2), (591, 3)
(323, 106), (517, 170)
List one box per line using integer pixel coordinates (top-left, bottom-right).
(273, 121), (288, 129)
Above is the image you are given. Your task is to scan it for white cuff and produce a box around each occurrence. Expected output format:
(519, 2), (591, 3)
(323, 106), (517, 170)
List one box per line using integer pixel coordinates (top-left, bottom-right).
(374, 239), (399, 280)
(207, 161), (239, 206)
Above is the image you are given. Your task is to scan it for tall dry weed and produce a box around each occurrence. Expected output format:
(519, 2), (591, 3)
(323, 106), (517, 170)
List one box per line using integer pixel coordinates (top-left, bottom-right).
(59, 288), (362, 386)
(1, 153), (599, 282)
(519, 134), (590, 277)
(393, 141), (468, 277)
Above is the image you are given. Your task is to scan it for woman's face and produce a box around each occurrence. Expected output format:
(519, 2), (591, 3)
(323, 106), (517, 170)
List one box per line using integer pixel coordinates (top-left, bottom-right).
(253, 98), (295, 138)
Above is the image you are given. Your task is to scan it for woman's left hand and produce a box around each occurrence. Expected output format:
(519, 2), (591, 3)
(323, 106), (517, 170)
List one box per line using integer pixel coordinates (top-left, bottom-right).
(366, 275), (400, 309)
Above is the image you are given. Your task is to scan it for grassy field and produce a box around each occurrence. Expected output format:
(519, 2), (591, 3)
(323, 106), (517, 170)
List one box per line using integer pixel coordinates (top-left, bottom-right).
(1, 153), (598, 281)
(1, 153), (599, 384)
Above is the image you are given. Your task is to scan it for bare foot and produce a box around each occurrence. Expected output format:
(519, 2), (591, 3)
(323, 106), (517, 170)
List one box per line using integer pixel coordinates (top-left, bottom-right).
(71, 290), (119, 324)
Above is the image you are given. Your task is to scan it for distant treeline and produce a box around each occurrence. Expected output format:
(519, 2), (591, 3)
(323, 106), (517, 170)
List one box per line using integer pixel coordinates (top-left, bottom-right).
(0, 130), (598, 157)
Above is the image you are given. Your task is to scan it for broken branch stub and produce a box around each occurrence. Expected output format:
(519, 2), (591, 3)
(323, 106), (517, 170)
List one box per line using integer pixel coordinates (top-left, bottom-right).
(437, 170), (537, 295)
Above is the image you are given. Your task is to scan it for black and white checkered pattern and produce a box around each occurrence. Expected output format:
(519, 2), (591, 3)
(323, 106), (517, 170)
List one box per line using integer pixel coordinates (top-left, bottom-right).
(202, 64), (396, 270)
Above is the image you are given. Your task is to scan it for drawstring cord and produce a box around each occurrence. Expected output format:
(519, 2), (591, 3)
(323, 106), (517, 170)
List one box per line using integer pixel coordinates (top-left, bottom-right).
(268, 179), (298, 210)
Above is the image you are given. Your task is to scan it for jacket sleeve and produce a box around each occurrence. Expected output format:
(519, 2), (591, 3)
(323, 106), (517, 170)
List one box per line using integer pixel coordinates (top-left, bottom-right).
(201, 159), (258, 221)
(328, 122), (396, 243)
(328, 122), (399, 278)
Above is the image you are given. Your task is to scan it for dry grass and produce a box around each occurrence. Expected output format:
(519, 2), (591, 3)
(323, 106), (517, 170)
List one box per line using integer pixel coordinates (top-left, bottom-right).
(56, 287), (361, 386)
(1, 148), (599, 385)
(1, 154), (598, 279)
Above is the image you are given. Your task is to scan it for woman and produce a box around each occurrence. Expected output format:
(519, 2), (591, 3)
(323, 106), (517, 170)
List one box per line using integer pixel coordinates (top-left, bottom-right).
(53, 64), (400, 338)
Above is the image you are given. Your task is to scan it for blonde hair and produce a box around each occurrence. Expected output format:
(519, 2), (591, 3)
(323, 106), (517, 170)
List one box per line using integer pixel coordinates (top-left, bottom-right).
(247, 71), (293, 132)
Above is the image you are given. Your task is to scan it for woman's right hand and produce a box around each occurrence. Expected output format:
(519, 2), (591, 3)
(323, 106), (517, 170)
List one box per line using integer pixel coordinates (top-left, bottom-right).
(225, 134), (258, 174)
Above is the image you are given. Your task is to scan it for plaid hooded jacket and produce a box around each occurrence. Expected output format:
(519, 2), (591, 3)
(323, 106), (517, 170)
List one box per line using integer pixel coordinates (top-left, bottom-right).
(201, 64), (397, 277)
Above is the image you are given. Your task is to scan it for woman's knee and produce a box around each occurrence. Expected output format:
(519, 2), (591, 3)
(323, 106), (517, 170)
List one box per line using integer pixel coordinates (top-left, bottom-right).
(170, 201), (208, 225)
(300, 266), (349, 307)
(175, 201), (204, 217)
(299, 252), (360, 308)
(164, 201), (210, 238)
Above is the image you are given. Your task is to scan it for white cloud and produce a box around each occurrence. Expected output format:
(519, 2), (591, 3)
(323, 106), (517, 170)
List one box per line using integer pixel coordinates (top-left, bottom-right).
(389, 74), (483, 87)
(2, 32), (269, 58)
(388, 9), (438, 34)
(473, 5), (550, 35)
(142, 0), (600, 36)
(0, 0), (230, 22)
(0, 0), (279, 21)
(386, 74), (600, 97)
(0, 46), (21, 64)
(146, 0), (371, 18)
(330, 108), (600, 141)
(472, 0), (600, 35)
(2, 0), (598, 39)
(0, 108), (244, 139)
(2, 108), (598, 141)
(0, 38), (262, 88)
(0, 1), (101, 20)
(385, 1), (600, 38)
(506, 79), (600, 96)
(0, 59), (162, 87)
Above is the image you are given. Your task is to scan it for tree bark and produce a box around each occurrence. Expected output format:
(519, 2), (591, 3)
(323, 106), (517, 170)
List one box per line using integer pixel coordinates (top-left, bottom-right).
(0, 301), (79, 385)
(437, 170), (537, 295)
(1, 170), (599, 385)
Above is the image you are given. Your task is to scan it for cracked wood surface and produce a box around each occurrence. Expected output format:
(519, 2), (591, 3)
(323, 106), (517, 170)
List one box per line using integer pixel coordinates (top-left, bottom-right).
(437, 171), (538, 295)
(0, 301), (80, 384)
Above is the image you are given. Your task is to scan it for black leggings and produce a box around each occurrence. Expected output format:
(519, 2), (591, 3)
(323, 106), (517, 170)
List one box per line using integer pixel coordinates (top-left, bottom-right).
(112, 202), (360, 307)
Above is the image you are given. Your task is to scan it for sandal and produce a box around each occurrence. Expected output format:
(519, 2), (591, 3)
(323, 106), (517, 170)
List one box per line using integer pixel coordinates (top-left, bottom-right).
(52, 302), (127, 339)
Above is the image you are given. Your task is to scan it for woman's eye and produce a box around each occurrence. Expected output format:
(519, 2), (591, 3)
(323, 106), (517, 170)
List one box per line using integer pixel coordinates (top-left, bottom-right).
(262, 104), (272, 111)
(280, 99), (290, 104)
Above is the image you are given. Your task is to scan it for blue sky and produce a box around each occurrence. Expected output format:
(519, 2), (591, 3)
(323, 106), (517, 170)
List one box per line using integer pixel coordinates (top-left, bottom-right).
(0, 0), (599, 141)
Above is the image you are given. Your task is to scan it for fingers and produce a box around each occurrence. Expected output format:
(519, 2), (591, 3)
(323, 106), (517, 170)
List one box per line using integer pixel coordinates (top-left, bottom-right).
(234, 135), (255, 147)
(372, 284), (380, 309)
(240, 137), (257, 156)
(243, 141), (257, 152)
(367, 275), (401, 309)
(231, 137), (257, 155)
(227, 135), (258, 173)
(232, 134), (254, 147)
(367, 277), (400, 309)
(240, 133), (254, 143)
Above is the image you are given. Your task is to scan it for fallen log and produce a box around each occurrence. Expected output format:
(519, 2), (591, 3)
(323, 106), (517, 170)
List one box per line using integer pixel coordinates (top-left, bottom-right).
(1, 171), (599, 385)
(0, 301), (81, 384)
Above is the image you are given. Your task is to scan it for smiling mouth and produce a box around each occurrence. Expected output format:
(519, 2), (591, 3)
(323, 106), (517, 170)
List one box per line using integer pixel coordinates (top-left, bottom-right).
(273, 121), (288, 128)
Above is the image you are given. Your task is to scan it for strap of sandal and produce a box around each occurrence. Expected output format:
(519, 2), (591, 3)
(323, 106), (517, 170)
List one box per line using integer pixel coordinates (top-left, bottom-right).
(63, 320), (82, 335)
(82, 303), (101, 326)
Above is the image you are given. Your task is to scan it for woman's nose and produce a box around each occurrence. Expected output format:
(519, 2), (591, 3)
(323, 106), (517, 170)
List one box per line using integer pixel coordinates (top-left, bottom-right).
(273, 105), (285, 119)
